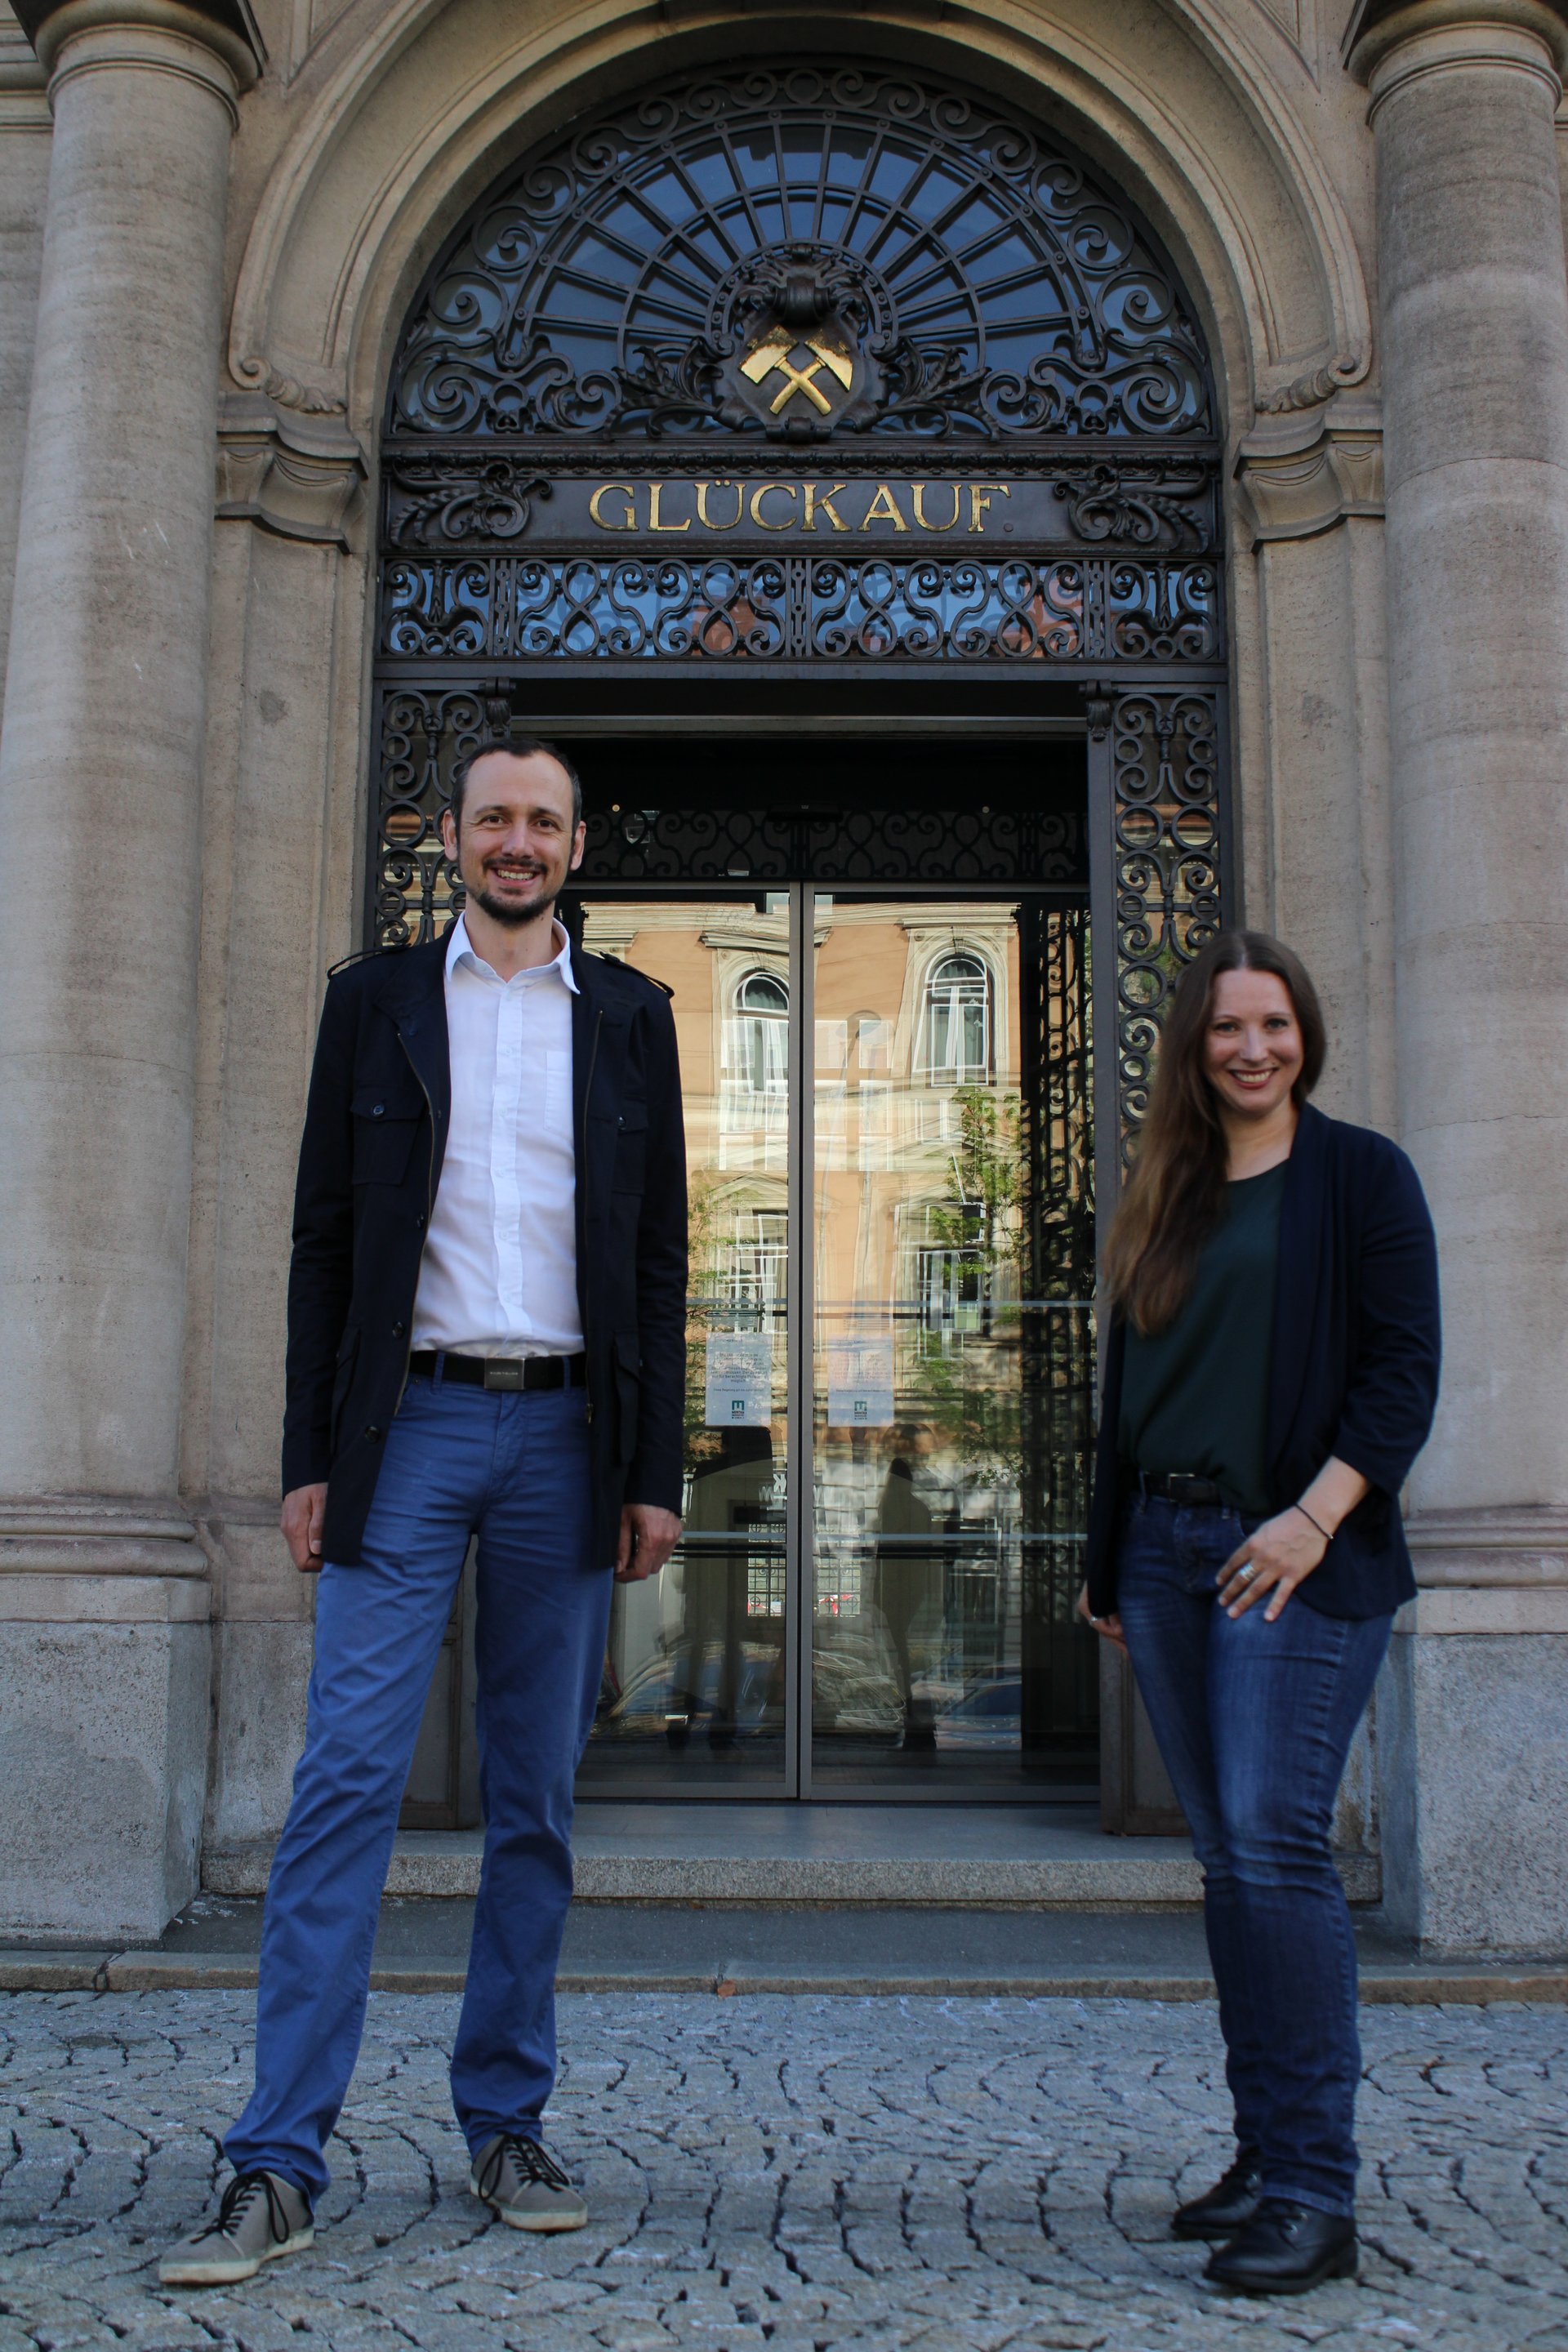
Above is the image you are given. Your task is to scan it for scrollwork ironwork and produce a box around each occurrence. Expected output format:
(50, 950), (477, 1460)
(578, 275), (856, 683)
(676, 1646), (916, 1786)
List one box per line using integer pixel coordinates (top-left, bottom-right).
(1108, 688), (1223, 1161)
(1052, 461), (1208, 549)
(377, 553), (1218, 664)
(386, 458), (553, 546)
(387, 64), (1212, 443)
(370, 684), (1090, 942)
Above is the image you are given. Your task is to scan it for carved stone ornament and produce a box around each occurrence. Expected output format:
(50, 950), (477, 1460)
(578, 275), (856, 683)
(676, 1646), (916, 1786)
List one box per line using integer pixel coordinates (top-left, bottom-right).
(1232, 403), (1383, 545)
(216, 393), (367, 547)
(1256, 356), (1368, 415)
(231, 352), (347, 416)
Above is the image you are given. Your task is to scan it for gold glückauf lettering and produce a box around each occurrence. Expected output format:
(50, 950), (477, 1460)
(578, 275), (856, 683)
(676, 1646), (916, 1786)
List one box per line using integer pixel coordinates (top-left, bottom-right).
(586, 480), (1017, 535)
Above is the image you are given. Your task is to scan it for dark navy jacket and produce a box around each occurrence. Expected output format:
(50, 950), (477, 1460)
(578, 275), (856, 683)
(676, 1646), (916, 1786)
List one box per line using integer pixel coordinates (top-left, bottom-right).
(1085, 1102), (1441, 1619)
(282, 934), (688, 1570)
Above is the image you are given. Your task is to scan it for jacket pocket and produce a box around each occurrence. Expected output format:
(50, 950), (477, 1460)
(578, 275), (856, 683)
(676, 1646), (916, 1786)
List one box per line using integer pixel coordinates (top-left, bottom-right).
(350, 1084), (421, 1186)
(613, 1330), (641, 1465)
(612, 1102), (648, 1195)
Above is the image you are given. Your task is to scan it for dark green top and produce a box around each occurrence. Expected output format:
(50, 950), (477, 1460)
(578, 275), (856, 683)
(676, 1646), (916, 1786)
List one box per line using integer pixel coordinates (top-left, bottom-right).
(1119, 1160), (1287, 1517)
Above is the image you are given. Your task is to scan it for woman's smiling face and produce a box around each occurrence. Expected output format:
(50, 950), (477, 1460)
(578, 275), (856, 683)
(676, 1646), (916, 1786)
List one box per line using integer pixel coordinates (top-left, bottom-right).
(1203, 967), (1305, 1125)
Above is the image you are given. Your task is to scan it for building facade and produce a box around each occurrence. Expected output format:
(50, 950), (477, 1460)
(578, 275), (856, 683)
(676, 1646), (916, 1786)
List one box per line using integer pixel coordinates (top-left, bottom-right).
(0, 0), (1564, 1953)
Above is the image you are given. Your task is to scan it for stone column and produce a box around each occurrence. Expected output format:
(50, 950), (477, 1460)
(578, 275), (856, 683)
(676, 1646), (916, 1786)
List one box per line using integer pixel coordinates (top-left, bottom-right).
(0, 0), (257, 1940)
(1348, 0), (1568, 1953)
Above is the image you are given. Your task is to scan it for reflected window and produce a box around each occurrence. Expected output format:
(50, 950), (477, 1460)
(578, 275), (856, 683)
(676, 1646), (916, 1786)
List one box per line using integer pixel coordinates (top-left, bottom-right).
(923, 953), (991, 1084)
(721, 969), (789, 1169)
(919, 1241), (987, 1338)
(730, 970), (790, 1094)
(726, 1209), (788, 1315)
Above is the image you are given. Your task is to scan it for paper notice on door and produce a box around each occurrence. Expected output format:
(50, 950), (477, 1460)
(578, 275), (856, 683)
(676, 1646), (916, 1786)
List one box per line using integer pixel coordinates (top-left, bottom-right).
(826, 1333), (895, 1428)
(704, 1333), (773, 1427)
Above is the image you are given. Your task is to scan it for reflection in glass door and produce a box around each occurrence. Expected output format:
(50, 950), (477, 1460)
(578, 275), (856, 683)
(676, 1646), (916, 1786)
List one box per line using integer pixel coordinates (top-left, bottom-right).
(573, 888), (1097, 1798)
(577, 893), (793, 1792)
(810, 898), (1097, 1794)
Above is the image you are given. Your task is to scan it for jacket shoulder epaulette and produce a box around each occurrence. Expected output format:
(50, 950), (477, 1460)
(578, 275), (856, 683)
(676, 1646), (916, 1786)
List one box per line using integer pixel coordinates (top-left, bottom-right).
(593, 951), (675, 1001)
(327, 942), (410, 979)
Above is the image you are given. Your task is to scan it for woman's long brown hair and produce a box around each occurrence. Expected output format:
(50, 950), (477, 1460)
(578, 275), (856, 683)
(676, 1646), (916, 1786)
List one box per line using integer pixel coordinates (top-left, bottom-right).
(1102, 930), (1325, 1334)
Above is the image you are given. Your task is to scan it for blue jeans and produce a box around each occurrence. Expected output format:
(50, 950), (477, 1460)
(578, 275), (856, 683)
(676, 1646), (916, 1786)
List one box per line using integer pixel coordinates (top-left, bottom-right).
(225, 1376), (613, 2201)
(1116, 1494), (1391, 2219)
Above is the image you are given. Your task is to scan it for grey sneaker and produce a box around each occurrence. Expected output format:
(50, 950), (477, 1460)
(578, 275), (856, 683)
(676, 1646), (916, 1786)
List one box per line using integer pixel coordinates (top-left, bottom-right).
(470, 2131), (588, 2232)
(159, 2169), (314, 2286)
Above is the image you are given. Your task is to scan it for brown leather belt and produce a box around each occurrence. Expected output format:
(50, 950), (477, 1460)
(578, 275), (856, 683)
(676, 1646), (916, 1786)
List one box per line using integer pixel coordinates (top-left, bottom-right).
(408, 1351), (586, 1392)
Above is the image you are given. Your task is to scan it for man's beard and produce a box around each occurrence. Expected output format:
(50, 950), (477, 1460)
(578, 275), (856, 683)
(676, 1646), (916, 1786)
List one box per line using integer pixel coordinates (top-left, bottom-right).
(471, 868), (559, 929)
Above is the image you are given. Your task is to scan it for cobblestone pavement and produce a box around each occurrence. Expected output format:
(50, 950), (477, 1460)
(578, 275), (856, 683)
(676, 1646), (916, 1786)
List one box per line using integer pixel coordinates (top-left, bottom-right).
(2, 1991), (1565, 2352)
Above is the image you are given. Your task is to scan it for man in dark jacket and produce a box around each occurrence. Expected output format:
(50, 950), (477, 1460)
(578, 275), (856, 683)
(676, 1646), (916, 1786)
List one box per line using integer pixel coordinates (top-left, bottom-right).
(162, 737), (687, 2287)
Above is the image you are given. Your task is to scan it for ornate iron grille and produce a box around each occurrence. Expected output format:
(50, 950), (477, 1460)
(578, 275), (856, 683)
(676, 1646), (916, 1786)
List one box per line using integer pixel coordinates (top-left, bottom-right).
(380, 552), (1218, 665)
(1017, 902), (1097, 1748)
(372, 683), (1089, 941)
(388, 65), (1211, 443)
(1092, 686), (1225, 1165)
(370, 60), (1231, 1171)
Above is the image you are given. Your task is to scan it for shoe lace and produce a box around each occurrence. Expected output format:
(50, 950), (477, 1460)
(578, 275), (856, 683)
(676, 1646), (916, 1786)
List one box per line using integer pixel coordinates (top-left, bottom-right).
(194, 2171), (296, 2247)
(479, 2133), (572, 2197)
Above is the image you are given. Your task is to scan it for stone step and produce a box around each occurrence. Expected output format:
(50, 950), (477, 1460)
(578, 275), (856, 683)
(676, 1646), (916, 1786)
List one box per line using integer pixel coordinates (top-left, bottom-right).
(203, 1802), (1382, 1908)
(5, 1900), (1558, 2002)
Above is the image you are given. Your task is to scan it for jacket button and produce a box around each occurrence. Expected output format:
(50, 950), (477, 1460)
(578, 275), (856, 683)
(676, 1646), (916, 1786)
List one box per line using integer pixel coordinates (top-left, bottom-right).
(415, 1214), (425, 1230)
(372, 1103), (385, 1118)
(391, 1321), (406, 1339)
(366, 1424), (382, 1442)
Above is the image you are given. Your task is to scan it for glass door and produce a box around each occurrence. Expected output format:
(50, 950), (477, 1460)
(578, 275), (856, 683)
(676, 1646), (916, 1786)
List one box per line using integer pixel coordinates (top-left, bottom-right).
(574, 886), (1097, 1799)
(808, 896), (1098, 1796)
(577, 893), (793, 1793)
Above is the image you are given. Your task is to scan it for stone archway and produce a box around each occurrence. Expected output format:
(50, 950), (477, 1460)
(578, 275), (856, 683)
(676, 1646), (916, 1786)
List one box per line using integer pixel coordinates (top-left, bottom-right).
(369, 59), (1227, 1818)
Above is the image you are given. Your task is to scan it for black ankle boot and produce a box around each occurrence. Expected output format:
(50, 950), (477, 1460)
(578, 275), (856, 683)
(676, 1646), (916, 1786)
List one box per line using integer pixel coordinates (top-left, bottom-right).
(1205, 2200), (1357, 2296)
(1171, 2151), (1263, 2239)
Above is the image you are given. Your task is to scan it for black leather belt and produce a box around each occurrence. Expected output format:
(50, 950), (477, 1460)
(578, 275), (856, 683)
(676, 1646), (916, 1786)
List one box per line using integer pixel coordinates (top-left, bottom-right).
(408, 1350), (586, 1392)
(1138, 1470), (1227, 1506)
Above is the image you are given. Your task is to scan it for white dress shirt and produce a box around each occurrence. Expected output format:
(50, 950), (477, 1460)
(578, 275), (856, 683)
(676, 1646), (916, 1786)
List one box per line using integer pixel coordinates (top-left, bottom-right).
(411, 914), (584, 1357)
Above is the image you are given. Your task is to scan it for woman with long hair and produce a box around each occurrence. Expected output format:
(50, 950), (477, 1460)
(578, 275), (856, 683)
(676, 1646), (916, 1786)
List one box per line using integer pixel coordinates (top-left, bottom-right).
(1079, 931), (1440, 2296)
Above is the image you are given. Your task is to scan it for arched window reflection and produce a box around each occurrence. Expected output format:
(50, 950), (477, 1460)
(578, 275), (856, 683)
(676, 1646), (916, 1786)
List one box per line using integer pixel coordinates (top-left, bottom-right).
(731, 969), (789, 1094)
(923, 952), (991, 1084)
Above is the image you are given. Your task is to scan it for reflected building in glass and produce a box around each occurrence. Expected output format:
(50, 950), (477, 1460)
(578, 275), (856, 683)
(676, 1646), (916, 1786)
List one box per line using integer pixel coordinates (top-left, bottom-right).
(577, 889), (1097, 1800)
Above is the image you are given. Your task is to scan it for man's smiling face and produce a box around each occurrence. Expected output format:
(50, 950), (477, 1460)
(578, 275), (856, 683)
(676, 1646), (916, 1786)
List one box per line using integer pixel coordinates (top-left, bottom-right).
(442, 748), (585, 929)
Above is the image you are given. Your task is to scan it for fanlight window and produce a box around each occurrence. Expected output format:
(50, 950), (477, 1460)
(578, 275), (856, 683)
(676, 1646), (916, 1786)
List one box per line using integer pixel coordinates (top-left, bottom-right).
(728, 970), (790, 1094)
(924, 953), (991, 1083)
(389, 64), (1211, 441)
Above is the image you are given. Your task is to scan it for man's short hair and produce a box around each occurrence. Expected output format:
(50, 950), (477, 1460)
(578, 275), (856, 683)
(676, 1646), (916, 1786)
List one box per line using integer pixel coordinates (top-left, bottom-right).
(448, 734), (583, 831)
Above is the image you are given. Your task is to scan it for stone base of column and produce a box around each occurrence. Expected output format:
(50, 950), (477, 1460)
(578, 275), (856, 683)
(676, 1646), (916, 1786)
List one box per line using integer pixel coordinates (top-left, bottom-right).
(0, 1499), (210, 1944)
(1379, 1507), (1568, 1957)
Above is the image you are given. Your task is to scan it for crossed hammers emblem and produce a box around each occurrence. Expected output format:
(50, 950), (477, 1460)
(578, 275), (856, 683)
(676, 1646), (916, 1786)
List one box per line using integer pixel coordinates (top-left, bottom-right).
(741, 328), (856, 416)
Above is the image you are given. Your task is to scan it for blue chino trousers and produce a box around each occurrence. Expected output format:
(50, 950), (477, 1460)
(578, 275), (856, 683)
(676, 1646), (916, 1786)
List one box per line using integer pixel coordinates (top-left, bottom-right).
(1115, 1494), (1392, 2219)
(225, 1374), (612, 2201)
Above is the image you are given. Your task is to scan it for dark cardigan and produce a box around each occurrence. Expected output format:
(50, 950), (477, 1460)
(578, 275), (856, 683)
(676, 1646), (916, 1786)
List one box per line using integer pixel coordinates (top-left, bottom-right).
(1084, 1102), (1441, 1620)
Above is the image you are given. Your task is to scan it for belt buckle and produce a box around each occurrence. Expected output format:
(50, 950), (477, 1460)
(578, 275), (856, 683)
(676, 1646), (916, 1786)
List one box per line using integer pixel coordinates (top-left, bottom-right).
(1167, 1472), (1206, 1504)
(483, 1359), (524, 1392)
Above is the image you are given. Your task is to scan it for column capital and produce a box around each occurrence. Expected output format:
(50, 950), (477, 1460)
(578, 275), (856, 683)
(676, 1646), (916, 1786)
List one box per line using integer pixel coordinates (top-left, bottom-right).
(20, 0), (263, 102)
(1345, 0), (1567, 93)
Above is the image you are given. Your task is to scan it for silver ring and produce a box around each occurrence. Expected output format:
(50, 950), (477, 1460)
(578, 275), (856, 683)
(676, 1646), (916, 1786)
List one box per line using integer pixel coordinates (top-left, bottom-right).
(1238, 1563), (1257, 1584)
